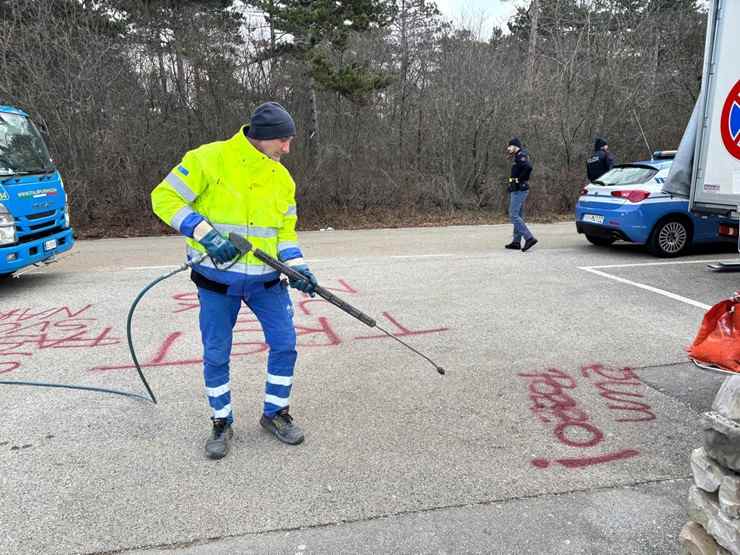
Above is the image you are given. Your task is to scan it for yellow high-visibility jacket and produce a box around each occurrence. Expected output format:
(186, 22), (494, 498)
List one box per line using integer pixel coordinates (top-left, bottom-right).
(151, 127), (303, 287)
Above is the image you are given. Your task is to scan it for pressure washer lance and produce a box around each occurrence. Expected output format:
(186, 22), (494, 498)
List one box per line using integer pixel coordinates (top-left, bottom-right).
(227, 233), (446, 376)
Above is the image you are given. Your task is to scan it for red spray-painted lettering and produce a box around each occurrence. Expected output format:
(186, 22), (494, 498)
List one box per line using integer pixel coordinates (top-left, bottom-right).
(0, 305), (120, 374)
(89, 279), (448, 372)
(519, 365), (653, 470)
(580, 364), (656, 422)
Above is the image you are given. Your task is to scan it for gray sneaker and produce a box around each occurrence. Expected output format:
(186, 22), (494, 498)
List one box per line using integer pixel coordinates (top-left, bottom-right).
(205, 418), (233, 460)
(260, 407), (304, 445)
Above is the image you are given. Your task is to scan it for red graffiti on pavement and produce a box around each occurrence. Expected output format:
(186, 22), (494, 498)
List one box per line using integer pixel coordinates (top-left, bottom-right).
(0, 361), (20, 374)
(519, 365), (654, 470)
(531, 449), (640, 469)
(0, 305), (120, 374)
(92, 328), (270, 372)
(518, 368), (603, 448)
(87, 278), (447, 372)
(172, 293), (199, 314)
(354, 312), (449, 340)
(580, 363), (656, 422)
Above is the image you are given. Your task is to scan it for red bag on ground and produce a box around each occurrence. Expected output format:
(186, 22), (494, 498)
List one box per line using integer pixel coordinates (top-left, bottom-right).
(688, 293), (740, 373)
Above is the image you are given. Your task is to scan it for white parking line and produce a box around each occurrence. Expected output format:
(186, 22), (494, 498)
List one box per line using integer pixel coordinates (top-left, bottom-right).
(124, 265), (179, 271)
(389, 254), (457, 259)
(123, 253), (459, 271)
(578, 263), (712, 310)
(583, 258), (738, 270)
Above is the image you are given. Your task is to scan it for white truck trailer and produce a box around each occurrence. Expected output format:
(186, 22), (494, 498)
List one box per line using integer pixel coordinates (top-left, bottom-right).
(690, 0), (739, 269)
(666, 0), (740, 270)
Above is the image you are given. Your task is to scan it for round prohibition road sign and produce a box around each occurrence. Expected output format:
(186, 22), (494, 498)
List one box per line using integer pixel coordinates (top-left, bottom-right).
(720, 79), (740, 160)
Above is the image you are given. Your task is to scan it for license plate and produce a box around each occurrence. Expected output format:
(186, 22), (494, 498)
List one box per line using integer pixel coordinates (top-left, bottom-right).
(43, 239), (57, 251)
(583, 214), (604, 224)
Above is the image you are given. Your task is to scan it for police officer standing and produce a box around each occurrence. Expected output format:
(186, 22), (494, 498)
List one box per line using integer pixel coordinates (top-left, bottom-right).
(586, 137), (615, 182)
(505, 138), (538, 252)
(151, 102), (316, 460)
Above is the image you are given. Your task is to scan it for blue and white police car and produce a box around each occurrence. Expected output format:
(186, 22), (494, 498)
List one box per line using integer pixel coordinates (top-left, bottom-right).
(575, 151), (734, 257)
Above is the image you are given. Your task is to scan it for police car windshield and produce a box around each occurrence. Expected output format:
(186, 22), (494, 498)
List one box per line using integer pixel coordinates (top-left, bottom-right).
(0, 112), (55, 176)
(595, 165), (658, 186)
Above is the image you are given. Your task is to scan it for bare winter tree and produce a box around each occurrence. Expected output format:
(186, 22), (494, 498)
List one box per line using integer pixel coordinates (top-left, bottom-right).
(0, 0), (707, 234)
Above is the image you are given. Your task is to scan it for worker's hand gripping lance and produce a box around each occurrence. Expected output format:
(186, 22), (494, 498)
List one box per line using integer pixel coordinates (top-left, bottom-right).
(227, 233), (445, 375)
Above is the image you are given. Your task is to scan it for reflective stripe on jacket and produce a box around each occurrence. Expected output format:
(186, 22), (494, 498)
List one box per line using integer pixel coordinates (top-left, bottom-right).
(151, 127), (303, 289)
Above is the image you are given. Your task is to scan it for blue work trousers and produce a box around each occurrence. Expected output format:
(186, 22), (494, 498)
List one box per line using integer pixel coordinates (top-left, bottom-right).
(509, 190), (533, 242)
(197, 280), (297, 423)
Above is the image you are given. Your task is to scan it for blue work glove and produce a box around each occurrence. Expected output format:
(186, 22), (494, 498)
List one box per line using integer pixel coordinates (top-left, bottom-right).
(199, 229), (239, 264)
(288, 265), (318, 297)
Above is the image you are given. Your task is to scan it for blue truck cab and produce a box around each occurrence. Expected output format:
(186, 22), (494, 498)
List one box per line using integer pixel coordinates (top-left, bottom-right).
(0, 105), (74, 277)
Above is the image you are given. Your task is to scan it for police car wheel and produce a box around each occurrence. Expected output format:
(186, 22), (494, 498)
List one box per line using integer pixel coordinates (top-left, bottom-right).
(648, 218), (690, 258)
(585, 235), (615, 247)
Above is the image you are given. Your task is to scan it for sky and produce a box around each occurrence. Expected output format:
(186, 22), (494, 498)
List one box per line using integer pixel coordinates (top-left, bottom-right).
(434, 0), (527, 38)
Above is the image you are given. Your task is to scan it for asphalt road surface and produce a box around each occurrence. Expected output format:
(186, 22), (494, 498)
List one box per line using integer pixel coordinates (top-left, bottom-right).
(1, 223), (738, 554)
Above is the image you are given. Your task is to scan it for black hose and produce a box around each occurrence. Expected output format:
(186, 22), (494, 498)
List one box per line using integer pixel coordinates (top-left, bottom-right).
(0, 380), (152, 402)
(125, 268), (185, 404)
(1, 258), (202, 403)
(125, 250), (240, 403)
(0, 234), (248, 402)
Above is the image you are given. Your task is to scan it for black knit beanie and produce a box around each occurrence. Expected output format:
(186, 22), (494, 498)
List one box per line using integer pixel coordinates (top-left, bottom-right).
(246, 102), (296, 140)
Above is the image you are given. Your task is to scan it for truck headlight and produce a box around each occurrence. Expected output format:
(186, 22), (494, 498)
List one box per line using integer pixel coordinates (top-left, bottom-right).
(0, 203), (16, 246)
(64, 203), (70, 228)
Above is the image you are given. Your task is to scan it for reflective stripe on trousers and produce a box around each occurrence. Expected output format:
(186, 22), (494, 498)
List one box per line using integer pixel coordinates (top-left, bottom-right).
(198, 281), (297, 422)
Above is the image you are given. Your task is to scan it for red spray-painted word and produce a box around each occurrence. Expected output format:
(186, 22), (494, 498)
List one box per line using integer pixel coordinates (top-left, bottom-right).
(518, 365), (654, 470)
(531, 449), (640, 469)
(580, 363), (656, 422)
(517, 368), (604, 448)
(0, 305), (120, 373)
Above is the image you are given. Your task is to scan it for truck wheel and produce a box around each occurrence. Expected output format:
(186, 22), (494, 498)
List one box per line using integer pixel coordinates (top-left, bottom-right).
(585, 235), (615, 247)
(0, 273), (13, 280)
(648, 217), (691, 257)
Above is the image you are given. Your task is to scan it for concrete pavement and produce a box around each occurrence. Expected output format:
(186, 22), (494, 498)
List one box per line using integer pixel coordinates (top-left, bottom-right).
(0, 223), (736, 554)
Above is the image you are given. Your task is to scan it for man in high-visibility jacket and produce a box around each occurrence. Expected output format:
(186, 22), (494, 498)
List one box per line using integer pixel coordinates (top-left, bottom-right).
(151, 102), (316, 460)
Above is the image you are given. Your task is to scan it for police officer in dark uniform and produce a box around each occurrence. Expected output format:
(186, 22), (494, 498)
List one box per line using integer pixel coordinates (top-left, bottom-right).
(505, 138), (538, 252)
(586, 138), (615, 182)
